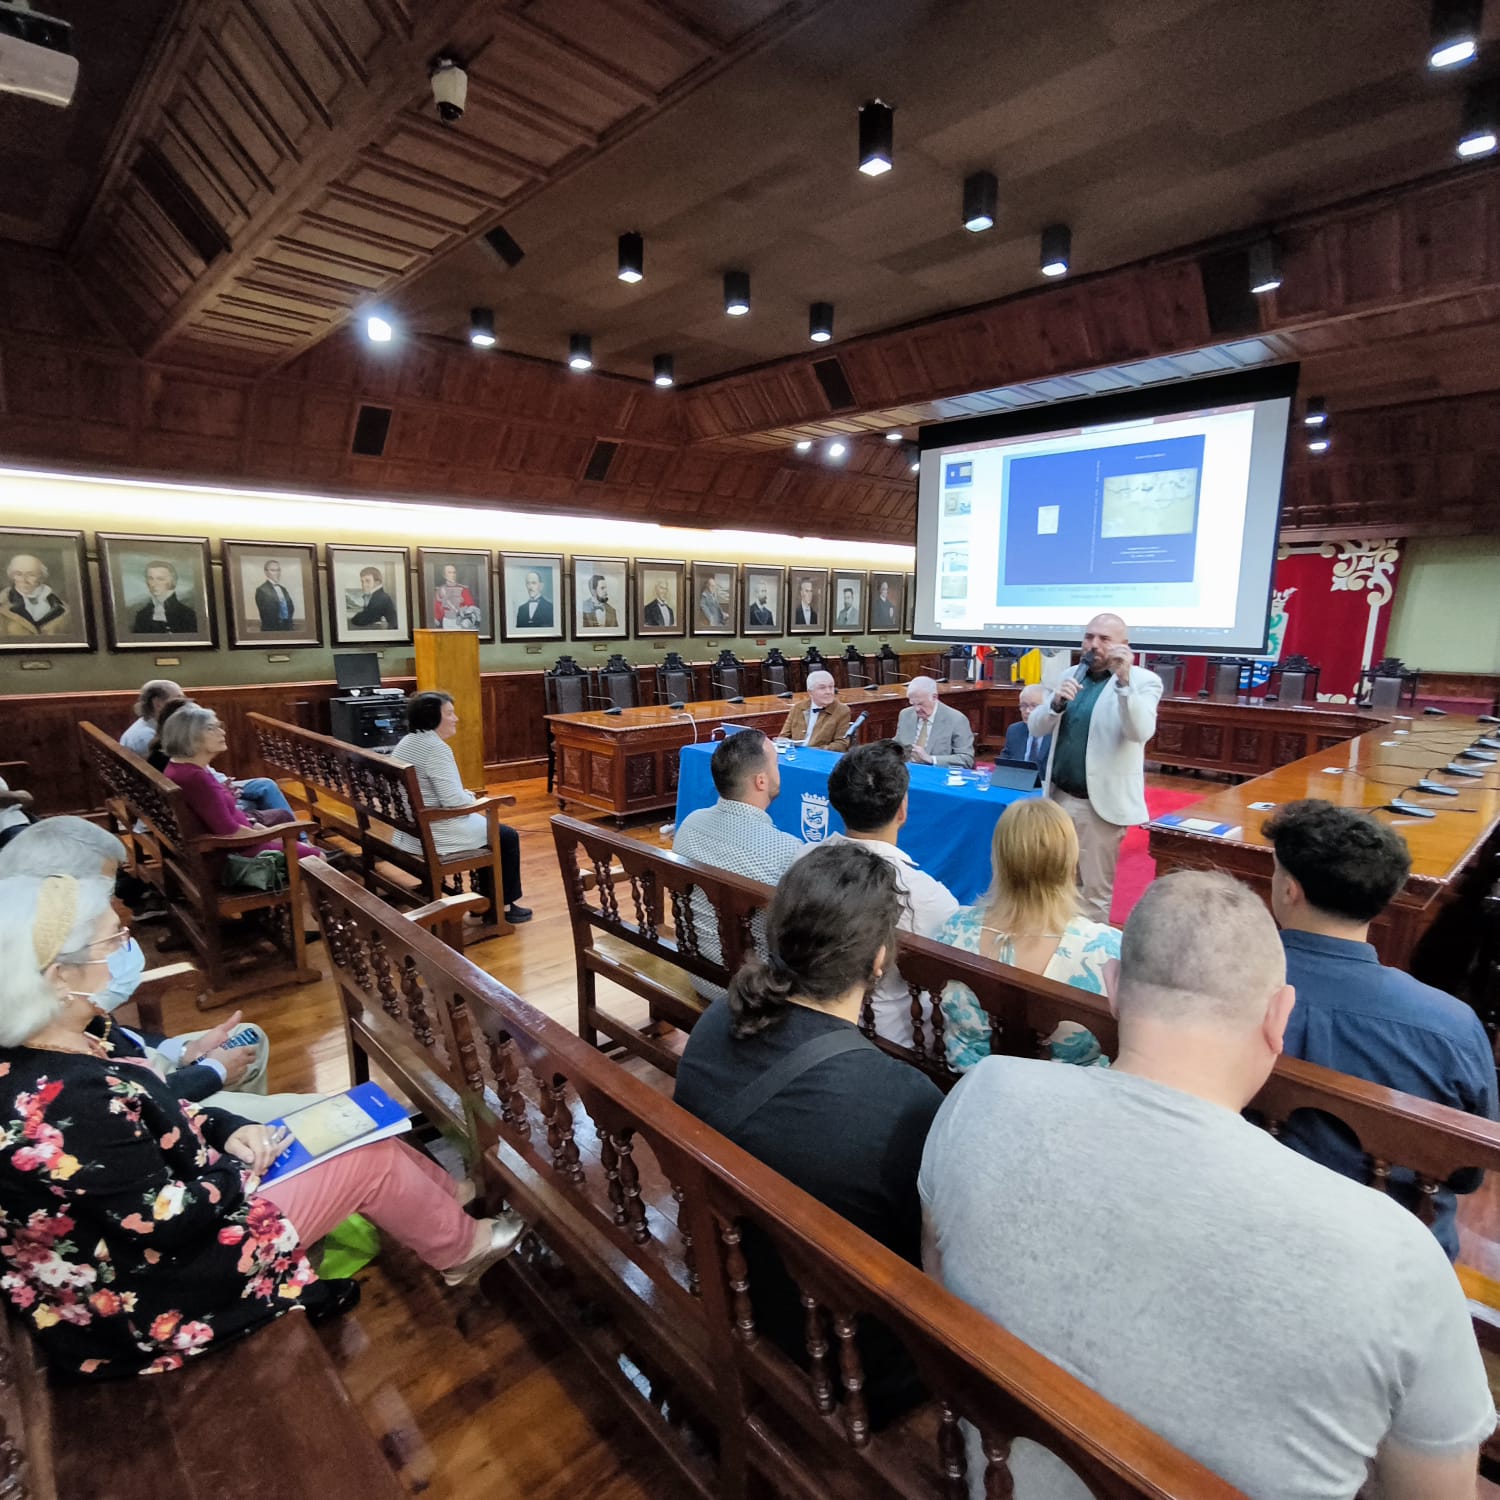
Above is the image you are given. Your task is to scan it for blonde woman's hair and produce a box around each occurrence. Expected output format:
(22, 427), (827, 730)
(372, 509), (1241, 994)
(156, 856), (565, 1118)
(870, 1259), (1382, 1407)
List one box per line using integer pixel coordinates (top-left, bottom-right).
(981, 797), (1080, 937)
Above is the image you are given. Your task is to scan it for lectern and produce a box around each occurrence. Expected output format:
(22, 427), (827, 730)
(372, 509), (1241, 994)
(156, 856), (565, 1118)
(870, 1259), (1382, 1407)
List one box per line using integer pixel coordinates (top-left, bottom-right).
(414, 628), (483, 788)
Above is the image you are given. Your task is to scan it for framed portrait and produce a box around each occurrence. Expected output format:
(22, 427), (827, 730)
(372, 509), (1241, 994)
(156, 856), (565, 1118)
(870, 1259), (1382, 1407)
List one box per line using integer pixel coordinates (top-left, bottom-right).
(868, 571), (905, 635)
(0, 527), (94, 653)
(905, 572), (917, 634)
(498, 552), (564, 643)
(690, 561), (737, 637)
(831, 571), (867, 635)
(222, 540), (322, 649)
(327, 544), (412, 647)
(97, 533), (216, 652)
(741, 563), (784, 637)
(786, 566), (828, 635)
(635, 558), (687, 638)
(571, 555), (629, 640)
(418, 548), (493, 642)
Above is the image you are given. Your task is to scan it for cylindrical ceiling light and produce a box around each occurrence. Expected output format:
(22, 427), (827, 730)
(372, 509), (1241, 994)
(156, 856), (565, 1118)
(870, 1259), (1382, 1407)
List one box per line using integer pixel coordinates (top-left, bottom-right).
(1303, 397), (1327, 427)
(963, 171), (998, 232)
(1458, 82), (1499, 158)
(469, 307), (496, 348)
(1248, 234), (1282, 295)
(724, 270), (750, 316)
(808, 301), (834, 342)
(1307, 419), (1332, 455)
(858, 99), (894, 176)
(827, 439), (848, 460)
(568, 333), (593, 370)
(653, 353), (675, 388)
(1039, 223), (1071, 277)
(1429, 0), (1482, 67)
(365, 313), (393, 343)
(617, 231), (644, 283)
(906, 443), (920, 473)
(794, 439), (813, 453)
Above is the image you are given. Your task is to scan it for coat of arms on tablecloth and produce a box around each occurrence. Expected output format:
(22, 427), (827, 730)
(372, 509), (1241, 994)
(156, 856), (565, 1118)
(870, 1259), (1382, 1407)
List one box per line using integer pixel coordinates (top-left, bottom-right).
(800, 792), (830, 843)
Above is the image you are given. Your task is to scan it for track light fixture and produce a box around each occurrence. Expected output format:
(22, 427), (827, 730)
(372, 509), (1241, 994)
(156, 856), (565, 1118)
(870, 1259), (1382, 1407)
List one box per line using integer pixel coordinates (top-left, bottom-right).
(1248, 234), (1282, 295)
(652, 353), (674, 388)
(1039, 224), (1070, 277)
(468, 307), (496, 348)
(568, 333), (593, 371)
(808, 301), (834, 342)
(795, 439), (813, 453)
(365, 313), (393, 343)
(1429, 0), (1482, 67)
(885, 431), (903, 442)
(827, 440), (848, 460)
(1458, 82), (1499, 158)
(724, 270), (750, 316)
(1303, 397), (1327, 427)
(906, 443), (920, 473)
(858, 99), (894, 176)
(617, 231), (644, 283)
(1307, 419), (1331, 455)
(963, 171), (998, 232)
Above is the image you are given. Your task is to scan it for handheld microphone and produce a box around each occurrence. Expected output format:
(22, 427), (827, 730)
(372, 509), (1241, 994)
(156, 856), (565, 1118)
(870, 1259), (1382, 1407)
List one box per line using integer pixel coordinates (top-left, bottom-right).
(847, 713), (868, 739)
(1385, 799), (1436, 819)
(585, 692), (626, 717)
(1416, 779), (1460, 796)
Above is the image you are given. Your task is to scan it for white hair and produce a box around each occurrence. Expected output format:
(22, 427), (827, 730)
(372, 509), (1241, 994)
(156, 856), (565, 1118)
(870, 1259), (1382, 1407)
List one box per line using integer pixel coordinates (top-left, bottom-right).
(132, 679), (182, 721)
(0, 875), (115, 1046)
(159, 703), (218, 760)
(1018, 683), (1046, 708)
(0, 817), (126, 880)
(907, 675), (938, 697)
(806, 670), (835, 691)
(7, 554), (47, 583)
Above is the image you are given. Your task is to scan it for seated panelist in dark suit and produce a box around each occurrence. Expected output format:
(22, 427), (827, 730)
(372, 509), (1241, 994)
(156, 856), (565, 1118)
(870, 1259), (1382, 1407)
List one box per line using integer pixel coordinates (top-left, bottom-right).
(132, 561), (199, 635)
(515, 569), (554, 629)
(254, 559), (297, 631)
(1002, 685), (1051, 785)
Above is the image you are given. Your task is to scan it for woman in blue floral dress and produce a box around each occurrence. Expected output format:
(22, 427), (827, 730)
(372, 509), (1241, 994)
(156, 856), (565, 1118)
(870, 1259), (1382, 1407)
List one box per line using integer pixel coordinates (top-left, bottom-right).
(938, 798), (1120, 1071)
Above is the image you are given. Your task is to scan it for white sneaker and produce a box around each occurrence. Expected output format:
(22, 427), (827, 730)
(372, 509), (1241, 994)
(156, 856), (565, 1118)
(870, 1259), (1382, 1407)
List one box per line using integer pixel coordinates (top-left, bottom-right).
(441, 1210), (526, 1287)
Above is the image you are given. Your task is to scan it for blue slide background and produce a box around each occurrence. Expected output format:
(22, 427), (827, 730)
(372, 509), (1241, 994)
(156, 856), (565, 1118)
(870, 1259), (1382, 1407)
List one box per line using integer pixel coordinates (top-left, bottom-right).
(1001, 433), (1205, 589)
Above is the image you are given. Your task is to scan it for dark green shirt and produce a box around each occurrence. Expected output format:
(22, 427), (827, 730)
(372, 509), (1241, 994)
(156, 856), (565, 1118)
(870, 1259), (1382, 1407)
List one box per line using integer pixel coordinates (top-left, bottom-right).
(1050, 670), (1111, 798)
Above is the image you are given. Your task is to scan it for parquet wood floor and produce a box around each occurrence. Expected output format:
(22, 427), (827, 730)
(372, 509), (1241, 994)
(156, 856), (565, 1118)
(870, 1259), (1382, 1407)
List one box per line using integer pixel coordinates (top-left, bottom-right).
(140, 770), (1500, 1498)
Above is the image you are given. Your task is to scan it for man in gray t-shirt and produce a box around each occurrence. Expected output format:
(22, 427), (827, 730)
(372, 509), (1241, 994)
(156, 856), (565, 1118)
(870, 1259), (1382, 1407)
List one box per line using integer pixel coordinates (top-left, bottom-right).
(919, 870), (1494, 1500)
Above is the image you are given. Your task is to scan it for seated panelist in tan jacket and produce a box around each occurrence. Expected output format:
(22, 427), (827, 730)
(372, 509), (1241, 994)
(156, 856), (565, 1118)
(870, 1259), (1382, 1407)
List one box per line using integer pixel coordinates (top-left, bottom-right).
(778, 670), (854, 752)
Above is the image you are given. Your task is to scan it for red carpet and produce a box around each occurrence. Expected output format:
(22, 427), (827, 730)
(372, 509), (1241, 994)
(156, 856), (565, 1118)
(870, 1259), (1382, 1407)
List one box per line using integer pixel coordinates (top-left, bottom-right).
(1109, 787), (1203, 927)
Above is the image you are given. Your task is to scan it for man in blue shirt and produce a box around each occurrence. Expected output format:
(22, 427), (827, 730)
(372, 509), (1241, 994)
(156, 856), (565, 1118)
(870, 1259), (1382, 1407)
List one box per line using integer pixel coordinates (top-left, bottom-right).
(1265, 798), (1497, 1259)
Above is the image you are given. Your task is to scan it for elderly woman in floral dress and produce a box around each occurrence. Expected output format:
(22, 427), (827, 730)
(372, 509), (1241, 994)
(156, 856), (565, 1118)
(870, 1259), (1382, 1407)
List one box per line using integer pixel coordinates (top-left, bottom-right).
(0, 873), (523, 1378)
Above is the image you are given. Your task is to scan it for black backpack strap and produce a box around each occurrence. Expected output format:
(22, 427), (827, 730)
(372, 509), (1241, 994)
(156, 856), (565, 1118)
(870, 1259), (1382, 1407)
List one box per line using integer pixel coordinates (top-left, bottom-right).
(716, 1028), (869, 1134)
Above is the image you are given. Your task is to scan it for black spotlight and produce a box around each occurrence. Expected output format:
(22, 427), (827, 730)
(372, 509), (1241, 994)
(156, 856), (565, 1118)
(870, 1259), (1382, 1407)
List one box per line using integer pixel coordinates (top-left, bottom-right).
(963, 171), (998, 232)
(1248, 234), (1282, 294)
(858, 99), (894, 176)
(724, 270), (750, 316)
(653, 353), (675, 388)
(1303, 397), (1327, 428)
(809, 301), (834, 343)
(617, 231), (644, 283)
(568, 333), (593, 371)
(469, 308), (496, 348)
(1307, 418), (1331, 455)
(1040, 223), (1070, 277)
(1458, 81), (1499, 158)
(1429, 0), (1482, 67)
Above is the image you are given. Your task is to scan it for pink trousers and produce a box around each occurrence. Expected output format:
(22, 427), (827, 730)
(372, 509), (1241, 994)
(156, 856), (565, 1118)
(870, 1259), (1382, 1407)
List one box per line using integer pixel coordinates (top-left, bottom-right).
(260, 1138), (477, 1271)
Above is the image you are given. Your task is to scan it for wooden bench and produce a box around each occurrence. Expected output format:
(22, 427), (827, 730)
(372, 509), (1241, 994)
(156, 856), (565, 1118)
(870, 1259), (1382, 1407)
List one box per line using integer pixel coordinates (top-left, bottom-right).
(249, 712), (514, 943)
(80, 724), (320, 1009)
(305, 857), (1245, 1500)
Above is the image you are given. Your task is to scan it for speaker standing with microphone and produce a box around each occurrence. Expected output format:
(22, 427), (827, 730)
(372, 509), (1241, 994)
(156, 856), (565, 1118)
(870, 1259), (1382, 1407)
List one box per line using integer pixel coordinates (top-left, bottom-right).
(1026, 613), (1164, 923)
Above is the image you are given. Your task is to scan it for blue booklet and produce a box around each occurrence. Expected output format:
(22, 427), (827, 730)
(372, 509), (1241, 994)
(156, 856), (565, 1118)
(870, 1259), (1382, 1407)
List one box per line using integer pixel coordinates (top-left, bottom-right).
(1152, 812), (1242, 838)
(259, 1082), (412, 1186)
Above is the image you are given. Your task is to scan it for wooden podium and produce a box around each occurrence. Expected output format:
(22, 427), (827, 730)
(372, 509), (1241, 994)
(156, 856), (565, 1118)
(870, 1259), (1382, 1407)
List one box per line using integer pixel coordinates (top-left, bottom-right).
(413, 629), (483, 788)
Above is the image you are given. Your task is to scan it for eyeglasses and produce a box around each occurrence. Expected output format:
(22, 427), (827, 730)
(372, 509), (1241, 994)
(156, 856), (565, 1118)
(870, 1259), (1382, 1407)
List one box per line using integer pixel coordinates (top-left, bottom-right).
(59, 926), (132, 963)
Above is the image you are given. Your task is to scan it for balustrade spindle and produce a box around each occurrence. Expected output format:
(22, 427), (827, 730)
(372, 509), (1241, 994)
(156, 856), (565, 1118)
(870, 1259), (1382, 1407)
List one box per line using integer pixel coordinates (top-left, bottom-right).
(368, 930), (402, 1020)
(930, 998), (951, 1072)
(593, 858), (620, 923)
(1371, 1157), (1392, 1194)
(671, 1183), (700, 1297)
(349, 931), (374, 1001)
(1416, 1176), (1440, 1224)
(908, 983), (926, 1057)
(801, 1293), (835, 1413)
(487, 1032), (531, 1139)
(600, 1132), (627, 1226)
(614, 1130), (650, 1243)
(399, 958), (436, 1048)
(669, 889), (696, 954)
(719, 1222), (757, 1341)
(539, 1076), (584, 1183)
(449, 997), (484, 1093)
(832, 1311), (870, 1447)
(981, 1432), (1015, 1499)
(938, 1402), (969, 1499)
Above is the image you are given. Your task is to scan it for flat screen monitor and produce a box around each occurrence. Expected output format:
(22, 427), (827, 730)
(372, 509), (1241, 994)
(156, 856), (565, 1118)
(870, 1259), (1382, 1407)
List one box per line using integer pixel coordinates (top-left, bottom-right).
(912, 365), (1297, 653)
(333, 651), (382, 692)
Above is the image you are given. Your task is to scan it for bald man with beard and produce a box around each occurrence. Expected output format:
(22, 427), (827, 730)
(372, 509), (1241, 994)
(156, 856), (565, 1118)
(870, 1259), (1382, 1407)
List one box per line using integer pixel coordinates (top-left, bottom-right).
(1024, 612), (1162, 922)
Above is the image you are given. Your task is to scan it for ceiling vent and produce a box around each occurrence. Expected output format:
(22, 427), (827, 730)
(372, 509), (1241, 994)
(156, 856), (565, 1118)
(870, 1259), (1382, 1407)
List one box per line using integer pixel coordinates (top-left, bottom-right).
(582, 440), (618, 483)
(1197, 248), (1260, 339)
(350, 404), (393, 457)
(811, 355), (856, 412)
(482, 225), (526, 268)
(129, 143), (229, 266)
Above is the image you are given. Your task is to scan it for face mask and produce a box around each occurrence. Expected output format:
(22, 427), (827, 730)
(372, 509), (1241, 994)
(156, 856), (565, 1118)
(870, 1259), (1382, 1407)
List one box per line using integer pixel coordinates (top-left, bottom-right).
(90, 937), (147, 1013)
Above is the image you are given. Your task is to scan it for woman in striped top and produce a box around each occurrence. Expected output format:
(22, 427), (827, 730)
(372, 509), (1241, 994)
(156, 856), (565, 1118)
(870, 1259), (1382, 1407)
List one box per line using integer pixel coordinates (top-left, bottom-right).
(390, 692), (530, 924)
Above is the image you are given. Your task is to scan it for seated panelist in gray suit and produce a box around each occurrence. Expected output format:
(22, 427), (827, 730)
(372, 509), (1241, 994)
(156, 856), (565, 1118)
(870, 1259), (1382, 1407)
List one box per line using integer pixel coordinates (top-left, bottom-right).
(892, 675), (975, 769)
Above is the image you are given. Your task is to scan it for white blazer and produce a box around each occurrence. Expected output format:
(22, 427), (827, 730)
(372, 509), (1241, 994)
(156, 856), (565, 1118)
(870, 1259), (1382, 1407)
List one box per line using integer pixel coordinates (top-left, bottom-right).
(1026, 664), (1162, 826)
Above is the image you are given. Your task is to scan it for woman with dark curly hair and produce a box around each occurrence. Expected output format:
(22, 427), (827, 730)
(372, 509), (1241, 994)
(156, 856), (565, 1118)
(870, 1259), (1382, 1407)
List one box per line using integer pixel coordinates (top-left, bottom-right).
(673, 840), (943, 1425)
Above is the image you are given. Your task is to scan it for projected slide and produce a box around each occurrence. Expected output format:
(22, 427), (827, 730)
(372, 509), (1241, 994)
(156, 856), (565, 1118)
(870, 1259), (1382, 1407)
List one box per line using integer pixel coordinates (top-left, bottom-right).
(1001, 434), (1205, 594)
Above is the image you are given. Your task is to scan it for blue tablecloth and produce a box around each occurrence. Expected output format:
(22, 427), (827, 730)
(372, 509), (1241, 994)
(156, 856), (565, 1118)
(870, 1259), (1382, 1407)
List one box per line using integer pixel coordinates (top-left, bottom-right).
(672, 743), (1039, 905)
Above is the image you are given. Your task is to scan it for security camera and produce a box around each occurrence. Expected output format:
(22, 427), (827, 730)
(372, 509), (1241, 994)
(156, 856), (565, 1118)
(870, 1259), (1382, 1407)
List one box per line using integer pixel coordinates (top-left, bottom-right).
(0, 0), (78, 108)
(430, 56), (466, 125)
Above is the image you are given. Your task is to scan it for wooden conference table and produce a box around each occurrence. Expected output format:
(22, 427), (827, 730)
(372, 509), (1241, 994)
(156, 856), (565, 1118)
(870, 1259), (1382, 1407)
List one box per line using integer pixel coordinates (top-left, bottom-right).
(1149, 713), (1500, 988)
(548, 682), (989, 822)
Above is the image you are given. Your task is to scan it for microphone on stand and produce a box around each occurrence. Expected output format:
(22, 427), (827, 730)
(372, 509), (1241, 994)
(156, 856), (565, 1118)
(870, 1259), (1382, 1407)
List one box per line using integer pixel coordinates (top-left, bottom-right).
(1382, 798), (1437, 819)
(1478, 714), (1499, 724)
(866, 671), (911, 691)
(846, 712), (868, 742)
(585, 692), (626, 717)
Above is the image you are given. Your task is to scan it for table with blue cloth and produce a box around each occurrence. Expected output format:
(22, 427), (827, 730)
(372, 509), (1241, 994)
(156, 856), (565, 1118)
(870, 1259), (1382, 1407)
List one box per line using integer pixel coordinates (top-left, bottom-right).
(672, 743), (1039, 905)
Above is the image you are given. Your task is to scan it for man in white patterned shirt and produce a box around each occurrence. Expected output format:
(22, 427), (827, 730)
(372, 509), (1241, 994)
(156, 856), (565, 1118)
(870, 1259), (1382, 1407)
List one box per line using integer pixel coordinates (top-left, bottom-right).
(673, 729), (803, 1001)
